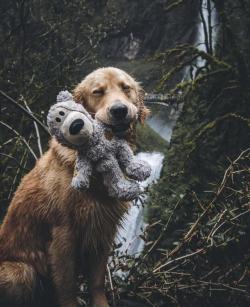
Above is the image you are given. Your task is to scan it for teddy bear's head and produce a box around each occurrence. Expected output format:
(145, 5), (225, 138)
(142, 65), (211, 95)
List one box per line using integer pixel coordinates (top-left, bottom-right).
(47, 91), (94, 148)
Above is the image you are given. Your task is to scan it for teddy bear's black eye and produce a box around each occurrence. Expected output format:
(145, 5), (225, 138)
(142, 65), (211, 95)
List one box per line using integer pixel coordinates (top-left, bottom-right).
(59, 111), (65, 116)
(56, 117), (61, 122)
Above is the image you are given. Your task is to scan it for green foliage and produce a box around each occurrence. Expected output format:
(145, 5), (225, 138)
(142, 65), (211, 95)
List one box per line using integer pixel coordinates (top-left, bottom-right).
(108, 150), (250, 306)
(0, 0), (116, 217)
(148, 0), (250, 226)
(1, 0), (250, 306)
(138, 1), (250, 305)
(136, 123), (168, 153)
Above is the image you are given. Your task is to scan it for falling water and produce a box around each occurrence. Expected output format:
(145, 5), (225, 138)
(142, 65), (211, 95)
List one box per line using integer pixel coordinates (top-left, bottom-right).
(184, 0), (218, 79)
(195, 0), (218, 67)
(147, 106), (178, 142)
(117, 152), (165, 255)
(116, 0), (219, 257)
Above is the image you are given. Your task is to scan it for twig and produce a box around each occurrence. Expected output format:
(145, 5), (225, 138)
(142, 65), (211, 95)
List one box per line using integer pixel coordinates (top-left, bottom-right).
(153, 248), (204, 273)
(143, 200), (181, 259)
(198, 280), (247, 293)
(144, 101), (170, 107)
(0, 121), (37, 160)
(0, 153), (30, 171)
(107, 264), (115, 307)
(0, 137), (17, 149)
(0, 90), (50, 135)
(23, 98), (43, 156)
(207, 209), (227, 243)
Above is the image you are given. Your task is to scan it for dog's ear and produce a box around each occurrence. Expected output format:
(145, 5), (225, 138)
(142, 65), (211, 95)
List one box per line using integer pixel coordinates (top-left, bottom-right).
(73, 82), (87, 106)
(136, 84), (150, 124)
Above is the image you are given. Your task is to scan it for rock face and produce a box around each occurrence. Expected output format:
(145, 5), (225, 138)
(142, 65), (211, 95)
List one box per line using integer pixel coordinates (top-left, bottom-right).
(148, 0), (250, 262)
(151, 0), (249, 203)
(77, 0), (199, 89)
(99, 0), (197, 58)
(143, 3), (250, 305)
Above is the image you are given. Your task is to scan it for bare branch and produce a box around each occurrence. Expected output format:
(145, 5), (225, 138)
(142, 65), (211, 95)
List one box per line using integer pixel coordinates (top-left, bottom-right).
(0, 90), (50, 135)
(22, 98), (43, 157)
(0, 121), (37, 160)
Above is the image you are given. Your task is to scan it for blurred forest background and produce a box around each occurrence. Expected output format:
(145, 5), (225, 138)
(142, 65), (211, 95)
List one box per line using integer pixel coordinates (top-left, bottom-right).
(0, 0), (250, 306)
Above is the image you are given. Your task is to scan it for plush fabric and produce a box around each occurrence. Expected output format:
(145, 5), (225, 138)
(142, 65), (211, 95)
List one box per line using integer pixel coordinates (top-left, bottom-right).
(47, 91), (151, 201)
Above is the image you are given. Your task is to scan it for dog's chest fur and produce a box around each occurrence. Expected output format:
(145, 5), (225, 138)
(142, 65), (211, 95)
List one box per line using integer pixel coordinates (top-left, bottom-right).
(49, 139), (129, 251)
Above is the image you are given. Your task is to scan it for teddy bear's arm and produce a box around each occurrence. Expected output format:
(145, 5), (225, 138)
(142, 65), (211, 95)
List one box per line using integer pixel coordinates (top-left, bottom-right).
(115, 140), (151, 182)
(96, 153), (142, 201)
(71, 155), (92, 190)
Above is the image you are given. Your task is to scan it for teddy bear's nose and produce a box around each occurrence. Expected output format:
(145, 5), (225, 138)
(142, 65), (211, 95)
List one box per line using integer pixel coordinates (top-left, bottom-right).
(69, 119), (84, 135)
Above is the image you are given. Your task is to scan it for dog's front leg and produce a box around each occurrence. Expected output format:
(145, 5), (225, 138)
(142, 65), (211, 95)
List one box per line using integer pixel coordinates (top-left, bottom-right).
(49, 225), (78, 307)
(87, 252), (110, 307)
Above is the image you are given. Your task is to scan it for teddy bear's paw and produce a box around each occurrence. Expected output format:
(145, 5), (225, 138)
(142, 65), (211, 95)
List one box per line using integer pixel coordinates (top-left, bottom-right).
(126, 160), (151, 181)
(123, 182), (143, 201)
(109, 180), (142, 201)
(71, 177), (90, 190)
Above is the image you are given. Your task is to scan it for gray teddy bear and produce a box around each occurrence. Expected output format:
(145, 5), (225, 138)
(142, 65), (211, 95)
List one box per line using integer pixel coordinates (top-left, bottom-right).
(47, 91), (151, 201)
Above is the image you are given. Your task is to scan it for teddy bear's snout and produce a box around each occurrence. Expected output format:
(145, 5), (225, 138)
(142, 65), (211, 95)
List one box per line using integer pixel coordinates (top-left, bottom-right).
(69, 119), (84, 135)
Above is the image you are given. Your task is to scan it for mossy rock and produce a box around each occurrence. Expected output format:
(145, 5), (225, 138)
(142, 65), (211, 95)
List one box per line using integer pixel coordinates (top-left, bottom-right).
(136, 123), (168, 153)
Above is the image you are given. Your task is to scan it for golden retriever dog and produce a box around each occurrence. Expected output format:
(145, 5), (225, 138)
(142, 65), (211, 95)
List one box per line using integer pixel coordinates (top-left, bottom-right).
(0, 67), (149, 307)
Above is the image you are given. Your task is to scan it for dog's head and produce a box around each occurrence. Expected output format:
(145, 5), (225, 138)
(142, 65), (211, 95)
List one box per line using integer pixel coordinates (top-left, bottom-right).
(73, 67), (149, 136)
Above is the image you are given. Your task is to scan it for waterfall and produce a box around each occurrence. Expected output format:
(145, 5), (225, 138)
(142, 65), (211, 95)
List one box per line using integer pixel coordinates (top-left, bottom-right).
(116, 1), (219, 257)
(184, 0), (218, 79)
(116, 152), (165, 255)
(147, 113), (175, 142)
(195, 0), (218, 66)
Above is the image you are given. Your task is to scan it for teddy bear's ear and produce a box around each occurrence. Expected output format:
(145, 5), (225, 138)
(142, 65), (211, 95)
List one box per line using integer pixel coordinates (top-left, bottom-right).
(57, 90), (73, 103)
(73, 82), (87, 106)
(136, 84), (150, 124)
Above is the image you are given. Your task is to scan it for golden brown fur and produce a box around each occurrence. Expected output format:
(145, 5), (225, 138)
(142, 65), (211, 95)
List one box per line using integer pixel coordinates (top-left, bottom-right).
(0, 67), (149, 307)
(73, 67), (149, 127)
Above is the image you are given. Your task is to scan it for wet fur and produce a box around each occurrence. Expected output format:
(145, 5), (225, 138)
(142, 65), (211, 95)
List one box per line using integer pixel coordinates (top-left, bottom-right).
(0, 67), (149, 307)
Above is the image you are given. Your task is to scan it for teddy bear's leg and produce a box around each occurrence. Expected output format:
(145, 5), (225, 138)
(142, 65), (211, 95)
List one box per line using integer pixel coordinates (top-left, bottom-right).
(116, 141), (151, 181)
(96, 155), (142, 201)
(71, 156), (92, 190)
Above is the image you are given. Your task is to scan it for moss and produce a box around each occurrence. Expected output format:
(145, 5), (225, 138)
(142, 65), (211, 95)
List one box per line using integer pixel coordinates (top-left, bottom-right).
(147, 70), (250, 248)
(136, 123), (168, 153)
(99, 58), (163, 91)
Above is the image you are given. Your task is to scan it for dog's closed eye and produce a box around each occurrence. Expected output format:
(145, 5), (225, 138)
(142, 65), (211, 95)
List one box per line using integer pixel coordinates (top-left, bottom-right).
(121, 83), (130, 92)
(92, 88), (104, 96)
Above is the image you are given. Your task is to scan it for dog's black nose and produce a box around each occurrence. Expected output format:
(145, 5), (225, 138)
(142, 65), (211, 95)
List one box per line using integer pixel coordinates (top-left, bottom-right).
(110, 102), (128, 120)
(69, 119), (84, 135)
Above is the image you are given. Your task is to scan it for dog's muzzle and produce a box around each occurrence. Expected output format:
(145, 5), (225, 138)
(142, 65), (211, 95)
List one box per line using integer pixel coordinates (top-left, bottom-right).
(109, 102), (128, 121)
